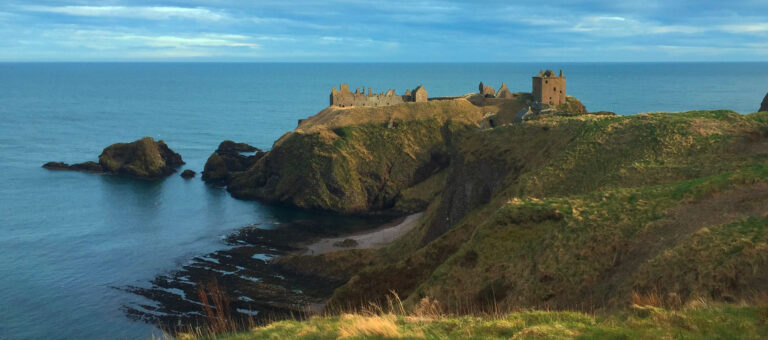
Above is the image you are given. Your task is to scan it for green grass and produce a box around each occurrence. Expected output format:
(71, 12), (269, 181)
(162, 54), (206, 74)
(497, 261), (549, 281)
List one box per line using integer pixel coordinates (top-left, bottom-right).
(410, 162), (768, 310)
(198, 304), (768, 339)
(210, 109), (768, 339)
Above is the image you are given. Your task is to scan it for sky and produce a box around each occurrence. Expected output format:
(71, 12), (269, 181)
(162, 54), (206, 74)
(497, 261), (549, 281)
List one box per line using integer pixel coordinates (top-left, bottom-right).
(1, 1), (768, 62)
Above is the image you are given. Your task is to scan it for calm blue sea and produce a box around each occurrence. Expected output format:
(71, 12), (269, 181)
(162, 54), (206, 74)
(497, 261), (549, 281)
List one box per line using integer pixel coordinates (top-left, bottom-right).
(1, 63), (767, 339)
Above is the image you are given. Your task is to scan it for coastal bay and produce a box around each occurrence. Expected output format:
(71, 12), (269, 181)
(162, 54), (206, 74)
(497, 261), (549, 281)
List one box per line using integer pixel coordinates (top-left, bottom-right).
(3, 62), (768, 338)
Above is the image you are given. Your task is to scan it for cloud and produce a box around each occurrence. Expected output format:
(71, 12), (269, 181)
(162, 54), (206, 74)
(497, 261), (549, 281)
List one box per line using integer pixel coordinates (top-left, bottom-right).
(22, 6), (229, 22)
(1, 0), (768, 61)
(60, 30), (259, 50)
(719, 23), (768, 33)
(319, 36), (399, 49)
(567, 16), (706, 36)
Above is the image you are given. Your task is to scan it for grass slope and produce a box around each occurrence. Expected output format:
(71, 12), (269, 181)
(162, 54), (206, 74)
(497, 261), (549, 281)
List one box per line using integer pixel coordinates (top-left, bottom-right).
(327, 110), (768, 311)
(203, 303), (768, 339)
(189, 108), (768, 339)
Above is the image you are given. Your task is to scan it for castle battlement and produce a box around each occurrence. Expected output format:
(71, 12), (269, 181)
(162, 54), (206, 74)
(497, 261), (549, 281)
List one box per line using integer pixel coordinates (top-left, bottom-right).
(330, 84), (427, 107)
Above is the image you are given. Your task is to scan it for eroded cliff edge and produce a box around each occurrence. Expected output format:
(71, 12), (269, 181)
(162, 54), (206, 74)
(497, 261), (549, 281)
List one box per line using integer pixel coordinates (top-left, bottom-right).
(216, 99), (485, 214)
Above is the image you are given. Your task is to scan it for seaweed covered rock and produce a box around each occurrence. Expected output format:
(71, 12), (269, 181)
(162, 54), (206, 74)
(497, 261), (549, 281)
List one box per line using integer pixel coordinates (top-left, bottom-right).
(97, 137), (184, 179)
(202, 140), (264, 185)
(760, 92), (768, 112)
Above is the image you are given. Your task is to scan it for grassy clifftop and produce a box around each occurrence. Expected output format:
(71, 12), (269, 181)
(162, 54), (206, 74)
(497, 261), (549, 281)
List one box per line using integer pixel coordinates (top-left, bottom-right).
(226, 99), (484, 214)
(326, 110), (768, 312)
(225, 98), (768, 311)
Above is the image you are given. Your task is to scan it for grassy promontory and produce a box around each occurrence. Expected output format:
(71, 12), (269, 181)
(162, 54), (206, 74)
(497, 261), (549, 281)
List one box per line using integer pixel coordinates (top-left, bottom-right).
(195, 96), (768, 338)
(226, 99), (485, 214)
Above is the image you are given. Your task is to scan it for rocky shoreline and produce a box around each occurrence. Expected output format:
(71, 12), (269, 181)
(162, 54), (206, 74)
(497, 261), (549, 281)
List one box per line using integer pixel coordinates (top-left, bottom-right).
(122, 214), (390, 333)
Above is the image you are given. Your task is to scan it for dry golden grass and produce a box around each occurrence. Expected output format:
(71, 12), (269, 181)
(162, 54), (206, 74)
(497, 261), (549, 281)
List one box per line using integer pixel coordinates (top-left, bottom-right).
(338, 314), (401, 338)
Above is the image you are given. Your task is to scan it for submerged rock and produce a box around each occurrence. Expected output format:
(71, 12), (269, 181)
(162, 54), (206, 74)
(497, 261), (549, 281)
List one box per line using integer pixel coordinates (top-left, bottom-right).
(42, 162), (72, 171)
(180, 169), (196, 179)
(202, 140), (264, 186)
(760, 92), (768, 112)
(43, 137), (183, 180)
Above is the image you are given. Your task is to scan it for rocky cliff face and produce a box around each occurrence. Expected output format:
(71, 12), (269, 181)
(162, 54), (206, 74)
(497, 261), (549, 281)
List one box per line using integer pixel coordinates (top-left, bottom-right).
(760, 92), (768, 112)
(223, 99), (485, 214)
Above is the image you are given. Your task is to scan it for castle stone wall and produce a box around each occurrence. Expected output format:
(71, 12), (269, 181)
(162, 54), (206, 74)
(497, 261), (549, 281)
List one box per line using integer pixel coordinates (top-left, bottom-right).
(330, 84), (427, 107)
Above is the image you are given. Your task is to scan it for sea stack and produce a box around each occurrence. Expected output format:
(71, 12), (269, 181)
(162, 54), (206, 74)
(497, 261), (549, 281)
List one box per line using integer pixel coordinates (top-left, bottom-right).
(43, 137), (184, 180)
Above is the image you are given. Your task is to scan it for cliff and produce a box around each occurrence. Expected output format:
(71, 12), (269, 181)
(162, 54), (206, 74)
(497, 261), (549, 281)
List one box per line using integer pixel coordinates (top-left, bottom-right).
(224, 99), (485, 214)
(207, 95), (768, 319)
(760, 92), (768, 112)
(324, 110), (768, 312)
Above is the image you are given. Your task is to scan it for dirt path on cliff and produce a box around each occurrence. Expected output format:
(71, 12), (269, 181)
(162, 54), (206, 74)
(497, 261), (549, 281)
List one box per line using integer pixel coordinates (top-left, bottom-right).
(302, 213), (423, 255)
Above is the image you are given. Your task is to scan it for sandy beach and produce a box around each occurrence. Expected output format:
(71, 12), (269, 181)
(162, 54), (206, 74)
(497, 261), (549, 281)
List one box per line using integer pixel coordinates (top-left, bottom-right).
(302, 213), (423, 255)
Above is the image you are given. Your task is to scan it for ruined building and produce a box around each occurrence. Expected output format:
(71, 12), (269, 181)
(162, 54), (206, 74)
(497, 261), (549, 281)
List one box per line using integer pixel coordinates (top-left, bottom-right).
(532, 70), (566, 106)
(330, 84), (427, 107)
(477, 82), (516, 99)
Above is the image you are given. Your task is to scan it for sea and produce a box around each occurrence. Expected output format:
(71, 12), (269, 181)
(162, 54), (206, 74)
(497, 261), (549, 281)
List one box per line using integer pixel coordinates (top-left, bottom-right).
(1, 62), (767, 339)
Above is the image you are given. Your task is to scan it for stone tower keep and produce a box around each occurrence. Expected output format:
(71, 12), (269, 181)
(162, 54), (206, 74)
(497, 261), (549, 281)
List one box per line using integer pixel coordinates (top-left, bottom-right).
(532, 69), (566, 107)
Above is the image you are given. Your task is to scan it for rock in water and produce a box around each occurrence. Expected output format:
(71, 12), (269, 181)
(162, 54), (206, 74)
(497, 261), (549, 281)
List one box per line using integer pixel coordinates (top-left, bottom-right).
(44, 137), (184, 180)
(43, 161), (104, 173)
(180, 169), (196, 179)
(69, 161), (104, 173)
(202, 153), (229, 184)
(98, 137), (184, 179)
(42, 162), (72, 171)
(202, 140), (264, 185)
(760, 92), (768, 112)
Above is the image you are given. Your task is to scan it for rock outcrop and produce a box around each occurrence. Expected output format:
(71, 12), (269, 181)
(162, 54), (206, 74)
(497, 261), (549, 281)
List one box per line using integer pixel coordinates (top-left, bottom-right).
(43, 161), (104, 173)
(180, 169), (196, 179)
(202, 141), (264, 186)
(760, 92), (768, 112)
(224, 99), (483, 214)
(98, 137), (184, 179)
(43, 137), (184, 180)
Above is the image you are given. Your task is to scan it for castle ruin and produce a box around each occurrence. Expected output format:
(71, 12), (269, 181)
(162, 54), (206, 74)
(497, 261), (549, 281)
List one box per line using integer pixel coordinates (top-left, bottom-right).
(532, 69), (566, 107)
(329, 69), (566, 109)
(478, 82), (516, 99)
(330, 84), (427, 107)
